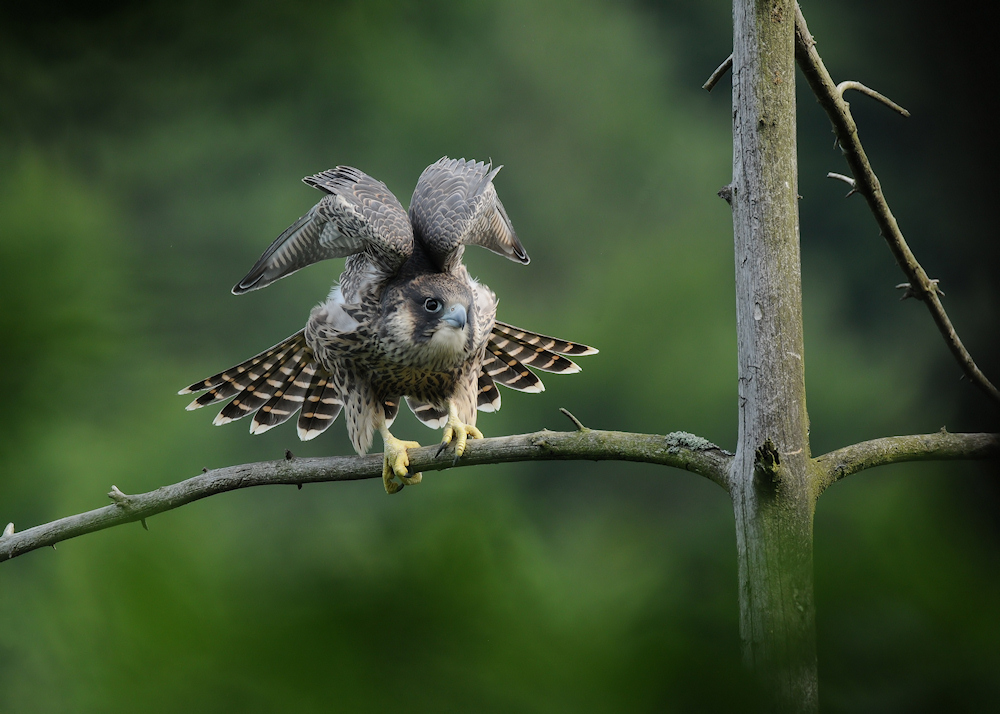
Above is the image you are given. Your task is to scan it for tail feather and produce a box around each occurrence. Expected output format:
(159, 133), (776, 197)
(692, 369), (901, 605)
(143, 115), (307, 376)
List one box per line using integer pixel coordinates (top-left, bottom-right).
(250, 360), (317, 434)
(297, 377), (343, 441)
(492, 321), (598, 357)
(182, 333), (305, 411)
(180, 331), (341, 439)
(179, 331), (306, 396)
(484, 341), (544, 393)
(214, 348), (308, 425)
(383, 398), (400, 427)
(488, 334), (581, 374)
(477, 372), (502, 412)
(406, 397), (448, 428)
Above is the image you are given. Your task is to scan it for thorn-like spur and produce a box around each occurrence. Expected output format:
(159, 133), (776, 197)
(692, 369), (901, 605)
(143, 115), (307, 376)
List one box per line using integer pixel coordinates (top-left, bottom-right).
(2, 523), (13, 537)
(896, 279), (944, 301)
(438, 401), (484, 462)
(379, 426), (422, 495)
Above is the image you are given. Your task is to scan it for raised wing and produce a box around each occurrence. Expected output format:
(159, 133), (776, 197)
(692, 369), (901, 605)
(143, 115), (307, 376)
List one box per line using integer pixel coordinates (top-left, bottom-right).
(232, 166), (413, 294)
(409, 157), (529, 271)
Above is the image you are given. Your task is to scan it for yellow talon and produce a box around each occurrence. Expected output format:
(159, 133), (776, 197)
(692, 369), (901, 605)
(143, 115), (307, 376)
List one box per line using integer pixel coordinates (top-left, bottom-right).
(440, 403), (484, 458)
(380, 430), (421, 495)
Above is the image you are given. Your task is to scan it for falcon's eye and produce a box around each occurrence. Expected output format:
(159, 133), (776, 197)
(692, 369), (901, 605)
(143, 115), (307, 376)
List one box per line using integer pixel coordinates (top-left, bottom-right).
(423, 298), (443, 313)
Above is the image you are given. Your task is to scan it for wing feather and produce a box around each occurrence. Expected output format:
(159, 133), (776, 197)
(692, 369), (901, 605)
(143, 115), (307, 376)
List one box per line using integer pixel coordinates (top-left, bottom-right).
(233, 166), (412, 294)
(409, 157), (529, 270)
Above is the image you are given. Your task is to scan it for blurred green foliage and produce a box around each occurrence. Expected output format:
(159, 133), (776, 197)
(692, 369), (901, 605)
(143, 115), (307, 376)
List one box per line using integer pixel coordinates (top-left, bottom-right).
(1, 0), (997, 711)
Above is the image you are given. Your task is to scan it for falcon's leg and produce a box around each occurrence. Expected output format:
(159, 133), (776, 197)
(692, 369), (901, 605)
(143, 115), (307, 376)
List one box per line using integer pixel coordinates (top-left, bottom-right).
(378, 422), (422, 495)
(438, 400), (484, 459)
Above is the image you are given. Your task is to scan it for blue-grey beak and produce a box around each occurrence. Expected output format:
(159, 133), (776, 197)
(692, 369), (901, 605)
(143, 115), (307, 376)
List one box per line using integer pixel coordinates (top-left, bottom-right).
(442, 303), (467, 330)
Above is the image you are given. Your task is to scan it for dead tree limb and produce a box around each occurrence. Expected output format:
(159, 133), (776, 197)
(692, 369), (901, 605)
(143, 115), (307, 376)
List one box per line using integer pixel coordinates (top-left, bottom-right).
(793, 3), (1000, 407)
(0, 427), (733, 563)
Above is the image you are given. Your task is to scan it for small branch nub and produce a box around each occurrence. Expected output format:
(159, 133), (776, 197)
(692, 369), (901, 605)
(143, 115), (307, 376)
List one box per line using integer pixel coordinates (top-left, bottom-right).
(2, 523), (13, 538)
(108, 485), (130, 505)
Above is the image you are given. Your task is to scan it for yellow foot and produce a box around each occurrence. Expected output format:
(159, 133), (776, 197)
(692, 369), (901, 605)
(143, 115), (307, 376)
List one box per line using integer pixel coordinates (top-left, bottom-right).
(439, 410), (484, 459)
(382, 434), (422, 495)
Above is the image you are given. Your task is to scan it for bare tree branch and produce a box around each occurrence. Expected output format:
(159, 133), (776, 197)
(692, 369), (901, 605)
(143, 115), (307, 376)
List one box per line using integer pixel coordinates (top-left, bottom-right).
(835, 81), (910, 117)
(703, 53), (733, 92)
(814, 431), (1000, 493)
(0, 427), (734, 563)
(794, 4), (1000, 407)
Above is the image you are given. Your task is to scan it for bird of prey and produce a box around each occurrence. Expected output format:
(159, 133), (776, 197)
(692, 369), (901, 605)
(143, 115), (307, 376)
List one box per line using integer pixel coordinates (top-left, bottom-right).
(180, 157), (596, 493)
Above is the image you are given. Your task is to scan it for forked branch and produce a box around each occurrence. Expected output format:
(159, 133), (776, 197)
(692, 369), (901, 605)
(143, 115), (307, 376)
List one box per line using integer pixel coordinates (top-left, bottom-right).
(794, 4), (1000, 407)
(0, 427), (734, 563)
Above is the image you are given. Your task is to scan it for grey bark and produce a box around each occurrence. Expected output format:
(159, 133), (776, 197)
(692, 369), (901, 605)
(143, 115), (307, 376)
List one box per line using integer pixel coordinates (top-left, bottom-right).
(729, 0), (819, 710)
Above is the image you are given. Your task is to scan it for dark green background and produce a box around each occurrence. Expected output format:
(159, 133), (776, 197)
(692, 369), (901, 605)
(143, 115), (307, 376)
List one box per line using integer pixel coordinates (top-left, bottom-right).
(1, 1), (997, 711)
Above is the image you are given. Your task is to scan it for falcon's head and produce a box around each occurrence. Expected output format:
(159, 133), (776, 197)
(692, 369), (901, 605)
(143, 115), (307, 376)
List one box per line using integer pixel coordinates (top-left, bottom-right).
(379, 273), (476, 370)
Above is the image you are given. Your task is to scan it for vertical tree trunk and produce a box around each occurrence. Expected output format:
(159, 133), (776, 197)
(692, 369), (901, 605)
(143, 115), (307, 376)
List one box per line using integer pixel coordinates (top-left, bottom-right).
(729, 0), (818, 710)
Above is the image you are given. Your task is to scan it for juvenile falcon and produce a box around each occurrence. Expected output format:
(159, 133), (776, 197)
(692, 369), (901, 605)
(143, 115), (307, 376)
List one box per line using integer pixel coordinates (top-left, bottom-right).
(180, 157), (596, 493)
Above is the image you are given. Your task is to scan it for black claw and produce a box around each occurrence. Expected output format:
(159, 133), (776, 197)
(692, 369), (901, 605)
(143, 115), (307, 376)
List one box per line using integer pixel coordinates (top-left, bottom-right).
(436, 441), (450, 458)
(452, 452), (461, 466)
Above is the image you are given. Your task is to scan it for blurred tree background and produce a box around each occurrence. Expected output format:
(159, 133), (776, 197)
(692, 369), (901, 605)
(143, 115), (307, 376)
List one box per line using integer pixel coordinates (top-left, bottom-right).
(1, 0), (997, 711)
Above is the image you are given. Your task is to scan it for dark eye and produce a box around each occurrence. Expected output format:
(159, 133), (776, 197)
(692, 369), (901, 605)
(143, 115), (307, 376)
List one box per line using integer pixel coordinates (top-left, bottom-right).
(423, 298), (442, 313)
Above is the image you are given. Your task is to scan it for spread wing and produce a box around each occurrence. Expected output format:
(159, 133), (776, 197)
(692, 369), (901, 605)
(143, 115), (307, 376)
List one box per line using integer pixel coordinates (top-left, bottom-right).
(481, 321), (598, 395)
(409, 157), (529, 272)
(232, 166), (413, 294)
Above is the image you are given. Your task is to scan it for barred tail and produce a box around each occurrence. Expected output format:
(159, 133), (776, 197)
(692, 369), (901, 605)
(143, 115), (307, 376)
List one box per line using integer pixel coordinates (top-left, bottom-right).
(180, 331), (342, 440)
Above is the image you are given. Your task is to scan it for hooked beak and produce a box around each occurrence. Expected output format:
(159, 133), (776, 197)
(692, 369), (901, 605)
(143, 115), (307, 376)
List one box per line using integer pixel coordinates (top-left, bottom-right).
(441, 303), (467, 330)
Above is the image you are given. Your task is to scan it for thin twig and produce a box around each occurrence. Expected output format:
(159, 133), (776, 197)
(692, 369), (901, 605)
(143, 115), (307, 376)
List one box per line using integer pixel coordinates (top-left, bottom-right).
(794, 4), (1000, 407)
(836, 81), (910, 117)
(703, 53), (733, 92)
(826, 172), (854, 188)
(558, 407), (588, 431)
(814, 430), (1000, 494)
(0, 427), (735, 563)
(827, 172), (857, 197)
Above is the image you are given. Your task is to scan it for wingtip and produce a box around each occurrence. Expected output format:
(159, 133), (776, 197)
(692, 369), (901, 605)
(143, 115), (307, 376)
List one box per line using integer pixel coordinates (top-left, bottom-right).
(231, 280), (255, 296)
(212, 413), (234, 426)
(185, 400), (203, 411)
(579, 346), (599, 356)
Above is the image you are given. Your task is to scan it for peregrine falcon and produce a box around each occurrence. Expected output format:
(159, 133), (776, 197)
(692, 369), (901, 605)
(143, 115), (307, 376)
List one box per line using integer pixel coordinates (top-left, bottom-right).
(180, 158), (596, 493)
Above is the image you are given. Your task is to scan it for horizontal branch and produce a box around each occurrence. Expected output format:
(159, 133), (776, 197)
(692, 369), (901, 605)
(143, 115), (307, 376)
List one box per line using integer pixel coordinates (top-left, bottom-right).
(814, 431), (1000, 493)
(793, 4), (1000, 407)
(0, 427), (733, 563)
